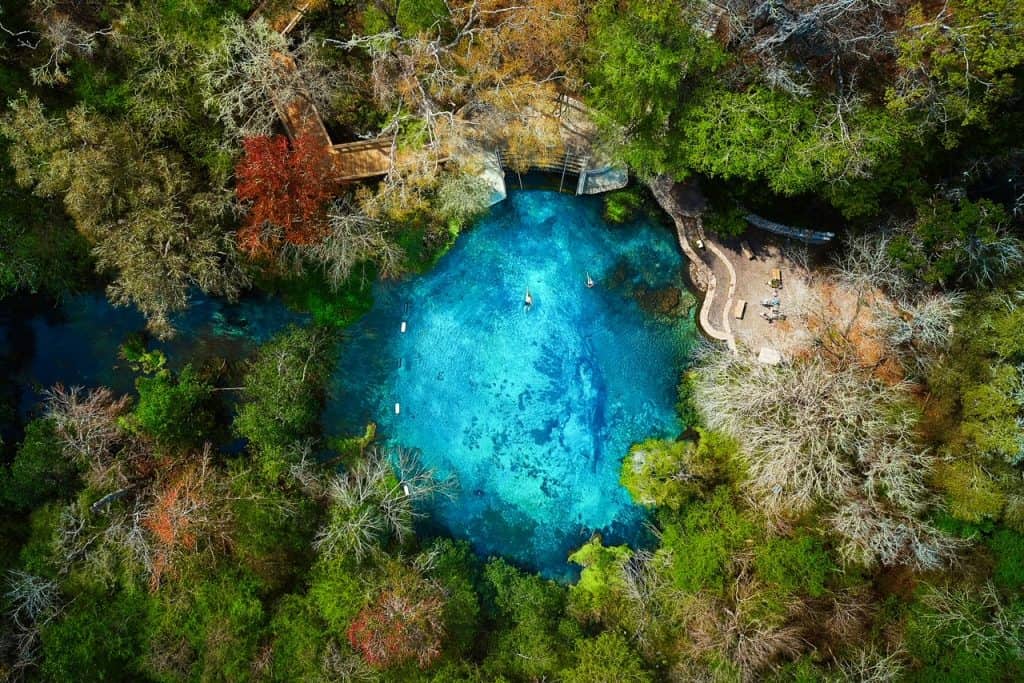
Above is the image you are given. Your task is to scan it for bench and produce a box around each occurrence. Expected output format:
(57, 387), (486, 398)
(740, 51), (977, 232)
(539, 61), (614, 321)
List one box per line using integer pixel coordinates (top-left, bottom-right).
(733, 299), (747, 320)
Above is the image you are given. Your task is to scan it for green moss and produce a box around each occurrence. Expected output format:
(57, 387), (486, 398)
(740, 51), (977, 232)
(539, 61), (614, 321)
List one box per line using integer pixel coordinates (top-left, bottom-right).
(603, 188), (643, 224)
(262, 269), (374, 328)
(987, 528), (1024, 591)
(753, 533), (835, 598)
(397, 0), (450, 34)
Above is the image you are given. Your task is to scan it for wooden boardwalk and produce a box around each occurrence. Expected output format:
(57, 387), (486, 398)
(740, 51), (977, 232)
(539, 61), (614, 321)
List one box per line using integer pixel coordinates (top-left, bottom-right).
(648, 177), (737, 352)
(253, 0), (326, 34)
(329, 138), (396, 181)
(252, 1), (394, 182)
(251, 3), (622, 191)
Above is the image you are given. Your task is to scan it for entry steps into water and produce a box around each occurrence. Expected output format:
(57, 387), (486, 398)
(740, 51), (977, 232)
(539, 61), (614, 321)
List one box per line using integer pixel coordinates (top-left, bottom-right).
(496, 150), (628, 196)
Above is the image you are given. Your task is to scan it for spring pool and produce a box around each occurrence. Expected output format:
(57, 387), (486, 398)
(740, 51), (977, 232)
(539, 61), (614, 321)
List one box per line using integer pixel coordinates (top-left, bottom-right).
(324, 191), (697, 578)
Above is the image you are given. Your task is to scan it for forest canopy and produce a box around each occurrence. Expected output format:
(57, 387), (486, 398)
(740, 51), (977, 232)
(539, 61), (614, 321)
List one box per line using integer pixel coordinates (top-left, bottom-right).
(1, 0), (1023, 681)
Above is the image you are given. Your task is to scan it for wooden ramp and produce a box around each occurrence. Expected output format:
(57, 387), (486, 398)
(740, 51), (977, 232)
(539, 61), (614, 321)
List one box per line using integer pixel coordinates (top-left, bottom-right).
(269, 52), (331, 147)
(252, 0), (325, 35)
(252, 1), (396, 182)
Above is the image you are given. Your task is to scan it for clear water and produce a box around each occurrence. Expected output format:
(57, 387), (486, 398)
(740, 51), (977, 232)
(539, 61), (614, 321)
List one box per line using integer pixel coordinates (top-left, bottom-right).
(324, 191), (696, 578)
(0, 191), (696, 578)
(0, 291), (309, 421)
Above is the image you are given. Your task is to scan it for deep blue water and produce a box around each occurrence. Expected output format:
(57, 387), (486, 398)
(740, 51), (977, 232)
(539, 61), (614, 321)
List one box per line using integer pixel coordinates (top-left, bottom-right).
(324, 191), (696, 578)
(0, 291), (309, 422)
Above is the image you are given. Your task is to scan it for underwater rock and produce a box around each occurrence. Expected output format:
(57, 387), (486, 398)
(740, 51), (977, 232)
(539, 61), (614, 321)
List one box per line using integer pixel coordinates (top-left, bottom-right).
(636, 285), (686, 318)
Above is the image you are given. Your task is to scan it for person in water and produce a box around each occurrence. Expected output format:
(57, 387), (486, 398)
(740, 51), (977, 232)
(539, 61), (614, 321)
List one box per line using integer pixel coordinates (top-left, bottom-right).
(524, 289), (533, 309)
(586, 272), (595, 288)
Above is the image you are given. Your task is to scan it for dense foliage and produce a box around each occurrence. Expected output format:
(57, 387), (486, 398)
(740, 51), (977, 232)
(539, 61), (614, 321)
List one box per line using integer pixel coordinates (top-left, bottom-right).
(1, 0), (1023, 680)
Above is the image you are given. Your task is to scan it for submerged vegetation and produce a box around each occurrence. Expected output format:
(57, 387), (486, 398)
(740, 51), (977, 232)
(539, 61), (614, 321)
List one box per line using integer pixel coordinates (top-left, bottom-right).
(0, 0), (1022, 680)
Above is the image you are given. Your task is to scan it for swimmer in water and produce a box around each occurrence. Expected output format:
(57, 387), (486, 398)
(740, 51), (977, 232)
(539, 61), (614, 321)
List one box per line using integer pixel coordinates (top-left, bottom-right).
(524, 289), (533, 310)
(586, 272), (595, 288)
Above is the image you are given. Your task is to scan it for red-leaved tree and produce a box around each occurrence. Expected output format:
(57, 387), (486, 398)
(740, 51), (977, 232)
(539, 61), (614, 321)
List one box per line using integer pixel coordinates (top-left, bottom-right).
(347, 578), (446, 669)
(235, 133), (335, 257)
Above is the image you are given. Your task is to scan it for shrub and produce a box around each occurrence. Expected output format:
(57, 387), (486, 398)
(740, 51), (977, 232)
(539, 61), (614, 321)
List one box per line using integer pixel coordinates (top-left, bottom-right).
(133, 365), (214, 449)
(753, 533), (834, 598)
(935, 460), (1006, 523)
(987, 528), (1024, 592)
(621, 438), (695, 510)
(661, 487), (756, 593)
(234, 326), (335, 478)
(704, 204), (748, 238)
(568, 537), (631, 623)
(347, 569), (447, 670)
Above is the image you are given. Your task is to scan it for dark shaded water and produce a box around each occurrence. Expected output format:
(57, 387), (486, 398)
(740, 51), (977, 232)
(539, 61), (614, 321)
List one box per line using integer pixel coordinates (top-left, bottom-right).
(0, 291), (309, 429)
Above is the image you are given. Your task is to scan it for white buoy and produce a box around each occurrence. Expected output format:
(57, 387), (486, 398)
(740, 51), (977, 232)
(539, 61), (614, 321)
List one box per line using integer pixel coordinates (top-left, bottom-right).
(401, 321), (407, 333)
(394, 402), (401, 415)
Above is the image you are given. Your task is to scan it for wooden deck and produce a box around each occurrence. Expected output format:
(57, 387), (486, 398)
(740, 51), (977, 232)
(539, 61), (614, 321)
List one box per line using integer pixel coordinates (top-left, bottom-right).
(329, 138), (396, 181)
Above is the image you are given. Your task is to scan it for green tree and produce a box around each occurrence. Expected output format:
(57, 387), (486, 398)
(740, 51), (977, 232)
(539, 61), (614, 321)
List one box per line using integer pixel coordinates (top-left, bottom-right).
(888, 199), (1023, 288)
(561, 631), (653, 683)
(0, 144), (90, 299)
(133, 364), (214, 449)
(1, 419), (81, 512)
(145, 566), (266, 681)
(115, 0), (250, 178)
(38, 587), (151, 681)
(264, 594), (330, 682)
(234, 326), (336, 479)
(0, 97), (247, 337)
(890, 0), (1024, 146)
(481, 559), (578, 680)
(585, 0), (726, 177)
(426, 539), (481, 658)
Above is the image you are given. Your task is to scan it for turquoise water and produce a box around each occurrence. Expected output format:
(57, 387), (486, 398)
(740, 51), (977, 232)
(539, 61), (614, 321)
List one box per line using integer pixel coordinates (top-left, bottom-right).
(1, 191), (696, 578)
(324, 191), (696, 578)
